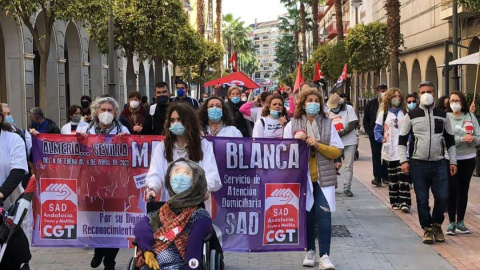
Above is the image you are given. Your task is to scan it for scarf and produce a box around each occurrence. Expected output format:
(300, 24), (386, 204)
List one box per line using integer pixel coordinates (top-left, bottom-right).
(128, 106), (141, 125)
(388, 107), (401, 116)
(87, 119), (121, 134)
(206, 122), (224, 136)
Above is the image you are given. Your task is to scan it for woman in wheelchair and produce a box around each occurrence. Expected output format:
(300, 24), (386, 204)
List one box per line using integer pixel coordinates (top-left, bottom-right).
(134, 158), (211, 270)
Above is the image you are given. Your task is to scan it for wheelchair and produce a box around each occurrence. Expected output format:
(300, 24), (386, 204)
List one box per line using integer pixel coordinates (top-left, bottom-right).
(127, 201), (224, 270)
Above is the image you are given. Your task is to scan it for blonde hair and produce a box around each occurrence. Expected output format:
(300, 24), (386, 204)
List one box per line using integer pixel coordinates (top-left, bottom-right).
(380, 88), (406, 113)
(227, 86), (241, 97)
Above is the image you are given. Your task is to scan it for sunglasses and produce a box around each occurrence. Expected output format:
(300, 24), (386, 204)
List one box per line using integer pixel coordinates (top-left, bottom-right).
(406, 101), (416, 104)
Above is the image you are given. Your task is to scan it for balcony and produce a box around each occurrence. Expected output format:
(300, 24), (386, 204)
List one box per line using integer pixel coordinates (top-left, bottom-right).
(326, 21), (350, 39)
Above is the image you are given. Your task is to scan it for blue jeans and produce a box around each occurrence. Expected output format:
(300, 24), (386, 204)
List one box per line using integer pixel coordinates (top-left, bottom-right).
(306, 182), (331, 256)
(410, 159), (449, 228)
(368, 133), (387, 180)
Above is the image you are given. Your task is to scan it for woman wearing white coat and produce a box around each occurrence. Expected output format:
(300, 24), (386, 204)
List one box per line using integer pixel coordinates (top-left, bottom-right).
(198, 96), (243, 137)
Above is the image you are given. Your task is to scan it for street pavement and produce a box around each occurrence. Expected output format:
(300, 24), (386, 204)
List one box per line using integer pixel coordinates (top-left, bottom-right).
(29, 136), (458, 270)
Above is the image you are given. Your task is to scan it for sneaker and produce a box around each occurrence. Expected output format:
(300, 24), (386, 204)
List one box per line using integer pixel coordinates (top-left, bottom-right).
(303, 250), (316, 267)
(422, 227), (434, 244)
(432, 224), (445, 242)
(400, 204), (410, 213)
(318, 255), (335, 270)
(343, 189), (353, 197)
(371, 178), (382, 187)
(455, 220), (471, 234)
(446, 222), (456, 236)
(392, 204), (401, 210)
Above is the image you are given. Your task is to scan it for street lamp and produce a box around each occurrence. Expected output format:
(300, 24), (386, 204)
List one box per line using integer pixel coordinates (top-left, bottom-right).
(107, 0), (116, 99)
(321, 25), (328, 43)
(351, 0), (362, 113)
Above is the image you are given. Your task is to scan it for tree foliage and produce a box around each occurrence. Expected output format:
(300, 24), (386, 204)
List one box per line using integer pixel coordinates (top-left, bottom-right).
(459, 0), (480, 12)
(345, 22), (389, 74)
(275, 35), (296, 79)
(303, 41), (349, 82)
(385, 0), (401, 87)
(222, 13), (253, 59)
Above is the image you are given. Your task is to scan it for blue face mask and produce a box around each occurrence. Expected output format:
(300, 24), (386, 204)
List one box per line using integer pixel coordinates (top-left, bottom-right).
(208, 107), (223, 122)
(270, 110), (281, 119)
(169, 122), (185, 136)
(231, 97), (241, 104)
(407, 102), (417, 110)
(5, 116), (14, 125)
(170, 174), (192, 194)
(177, 89), (185, 97)
(30, 120), (39, 128)
(331, 107), (341, 114)
(305, 102), (321, 116)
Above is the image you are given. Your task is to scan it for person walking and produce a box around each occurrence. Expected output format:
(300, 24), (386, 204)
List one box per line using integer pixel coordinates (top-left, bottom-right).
(364, 84), (388, 186)
(284, 87), (343, 270)
(225, 86), (250, 137)
(142, 82), (171, 135)
(198, 96), (243, 137)
(374, 88), (411, 212)
(252, 95), (288, 138)
(399, 81), (457, 245)
(445, 91), (480, 235)
(172, 81), (200, 109)
(327, 93), (358, 197)
(121, 91), (146, 134)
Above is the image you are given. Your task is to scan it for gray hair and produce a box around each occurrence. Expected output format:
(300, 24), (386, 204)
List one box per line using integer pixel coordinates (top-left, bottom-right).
(90, 97), (121, 122)
(1, 103), (9, 110)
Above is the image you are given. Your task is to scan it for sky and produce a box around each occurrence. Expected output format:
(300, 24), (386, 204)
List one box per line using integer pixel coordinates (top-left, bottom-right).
(222, 0), (288, 26)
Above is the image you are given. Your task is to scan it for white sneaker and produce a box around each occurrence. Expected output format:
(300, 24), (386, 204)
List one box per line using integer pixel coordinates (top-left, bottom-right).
(302, 250), (316, 267)
(318, 255), (335, 270)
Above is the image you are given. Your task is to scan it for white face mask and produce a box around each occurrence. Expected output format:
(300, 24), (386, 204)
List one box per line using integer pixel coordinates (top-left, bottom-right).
(450, 102), (462, 113)
(241, 97), (247, 102)
(130, 100), (140, 109)
(98, 112), (114, 125)
(420, 93), (434, 107)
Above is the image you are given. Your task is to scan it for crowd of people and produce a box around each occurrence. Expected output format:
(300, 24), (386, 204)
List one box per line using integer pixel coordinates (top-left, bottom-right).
(0, 78), (479, 270)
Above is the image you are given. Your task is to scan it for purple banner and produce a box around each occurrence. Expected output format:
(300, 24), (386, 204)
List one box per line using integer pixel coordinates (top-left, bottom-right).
(206, 137), (309, 252)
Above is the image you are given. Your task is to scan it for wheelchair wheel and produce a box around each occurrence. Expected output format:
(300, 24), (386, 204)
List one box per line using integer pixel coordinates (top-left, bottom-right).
(127, 257), (139, 270)
(209, 249), (216, 270)
(216, 252), (224, 270)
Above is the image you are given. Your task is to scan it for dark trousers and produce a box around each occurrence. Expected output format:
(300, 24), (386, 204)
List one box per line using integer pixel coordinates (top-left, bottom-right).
(306, 183), (331, 256)
(410, 159), (449, 228)
(94, 248), (119, 268)
(368, 133), (387, 180)
(385, 160), (411, 208)
(448, 158), (476, 223)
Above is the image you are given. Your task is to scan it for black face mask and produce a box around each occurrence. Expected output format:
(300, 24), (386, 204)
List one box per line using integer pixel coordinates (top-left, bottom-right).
(156, 96), (169, 105)
(81, 101), (90, 108)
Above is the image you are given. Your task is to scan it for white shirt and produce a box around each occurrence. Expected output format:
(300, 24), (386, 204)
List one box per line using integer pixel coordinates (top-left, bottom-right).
(252, 117), (284, 138)
(61, 122), (88, 135)
(328, 104), (358, 146)
(376, 110), (405, 161)
(145, 139), (222, 201)
(76, 122), (130, 135)
(284, 120), (344, 212)
(206, 125), (243, 137)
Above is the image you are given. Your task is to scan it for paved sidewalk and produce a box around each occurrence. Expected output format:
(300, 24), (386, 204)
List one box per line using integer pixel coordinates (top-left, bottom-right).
(355, 134), (480, 270)
(30, 167), (453, 270)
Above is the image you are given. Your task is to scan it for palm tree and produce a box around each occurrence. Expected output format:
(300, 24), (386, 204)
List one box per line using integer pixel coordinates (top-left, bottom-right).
(385, 0), (401, 87)
(215, 0), (222, 43)
(222, 14), (253, 64)
(281, 0), (309, 62)
(197, 0), (205, 36)
(335, 0), (344, 41)
(312, 0), (319, 50)
(279, 7), (301, 62)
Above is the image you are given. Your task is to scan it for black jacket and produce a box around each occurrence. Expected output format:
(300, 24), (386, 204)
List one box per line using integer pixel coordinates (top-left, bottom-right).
(227, 100), (249, 137)
(363, 99), (379, 135)
(141, 103), (169, 135)
(31, 118), (61, 134)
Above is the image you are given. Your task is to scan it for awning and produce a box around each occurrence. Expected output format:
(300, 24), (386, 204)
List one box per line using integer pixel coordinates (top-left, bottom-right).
(438, 52), (480, 67)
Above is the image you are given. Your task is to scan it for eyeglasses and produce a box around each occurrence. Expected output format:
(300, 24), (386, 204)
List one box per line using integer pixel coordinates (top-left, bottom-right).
(450, 100), (461, 104)
(406, 101), (416, 104)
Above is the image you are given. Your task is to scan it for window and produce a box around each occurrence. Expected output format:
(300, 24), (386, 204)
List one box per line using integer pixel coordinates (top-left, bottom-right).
(264, 73), (270, 78)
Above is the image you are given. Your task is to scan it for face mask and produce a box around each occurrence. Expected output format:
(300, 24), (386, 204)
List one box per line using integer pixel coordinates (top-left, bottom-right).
(30, 120), (39, 128)
(241, 97), (247, 102)
(177, 89), (185, 97)
(331, 107), (341, 114)
(157, 96), (169, 104)
(208, 107), (223, 122)
(380, 92), (385, 99)
(407, 102), (417, 110)
(130, 100), (140, 109)
(98, 112), (114, 125)
(231, 97), (241, 104)
(170, 174), (192, 194)
(391, 98), (401, 107)
(71, 115), (81, 124)
(450, 102), (462, 113)
(169, 122), (185, 136)
(270, 110), (281, 119)
(420, 93), (434, 107)
(305, 102), (321, 116)
(5, 116), (14, 125)
(81, 101), (90, 109)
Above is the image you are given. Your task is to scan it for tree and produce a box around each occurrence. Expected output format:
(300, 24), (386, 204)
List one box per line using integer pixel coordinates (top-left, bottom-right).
(0, 0), (106, 109)
(345, 22), (389, 81)
(278, 7), (301, 62)
(385, 0), (401, 87)
(304, 41), (349, 82)
(238, 52), (259, 77)
(275, 35), (296, 78)
(215, 0), (222, 43)
(312, 0), (319, 50)
(222, 14), (252, 61)
(459, 0), (480, 12)
(197, 0), (205, 36)
(335, 0), (344, 41)
(281, 0), (310, 62)
(186, 41), (224, 84)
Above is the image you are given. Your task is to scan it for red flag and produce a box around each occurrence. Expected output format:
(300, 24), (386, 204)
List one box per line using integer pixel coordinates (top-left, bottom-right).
(313, 62), (324, 82)
(229, 52), (237, 71)
(331, 63), (348, 93)
(293, 62), (304, 93)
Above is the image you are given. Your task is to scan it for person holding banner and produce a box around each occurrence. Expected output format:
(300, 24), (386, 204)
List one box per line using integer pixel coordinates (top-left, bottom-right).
(76, 96), (130, 270)
(61, 105), (85, 134)
(145, 103), (221, 203)
(198, 96), (243, 137)
(283, 88), (343, 270)
(252, 95), (289, 138)
(134, 158), (212, 270)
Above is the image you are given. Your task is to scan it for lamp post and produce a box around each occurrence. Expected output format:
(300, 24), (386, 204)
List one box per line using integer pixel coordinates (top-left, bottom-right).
(351, 0), (362, 113)
(107, 0), (117, 99)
